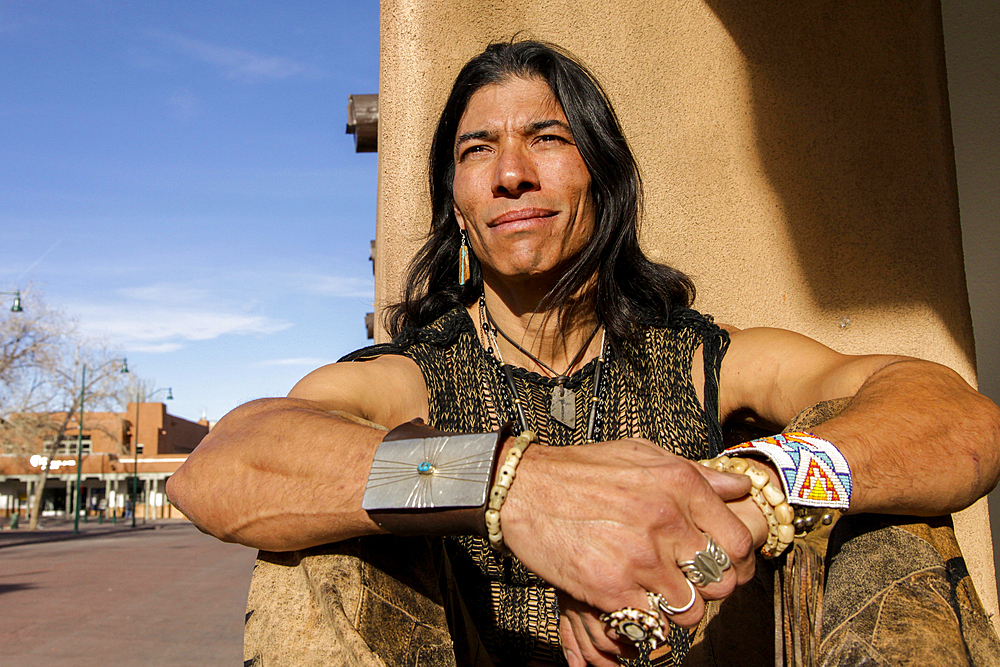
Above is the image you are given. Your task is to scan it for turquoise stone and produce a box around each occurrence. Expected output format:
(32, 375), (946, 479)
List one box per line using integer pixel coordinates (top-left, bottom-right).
(417, 461), (434, 474)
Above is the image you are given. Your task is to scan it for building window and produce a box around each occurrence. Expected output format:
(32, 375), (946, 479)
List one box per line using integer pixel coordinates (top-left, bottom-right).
(47, 437), (92, 455)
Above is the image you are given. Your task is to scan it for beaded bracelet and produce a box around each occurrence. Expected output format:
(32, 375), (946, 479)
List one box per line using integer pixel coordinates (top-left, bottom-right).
(723, 432), (852, 510)
(485, 430), (538, 553)
(700, 455), (795, 559)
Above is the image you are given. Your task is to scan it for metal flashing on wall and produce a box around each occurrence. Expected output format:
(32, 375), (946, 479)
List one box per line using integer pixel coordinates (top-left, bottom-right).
(346, 94), (378, 152)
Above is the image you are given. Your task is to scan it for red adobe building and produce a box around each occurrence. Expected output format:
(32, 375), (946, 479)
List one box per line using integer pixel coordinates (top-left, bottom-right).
(0, 402), (209, 521)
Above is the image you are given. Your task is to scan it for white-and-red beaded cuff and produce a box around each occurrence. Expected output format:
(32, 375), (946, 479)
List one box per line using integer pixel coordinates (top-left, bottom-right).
(722, 432), (852, 510)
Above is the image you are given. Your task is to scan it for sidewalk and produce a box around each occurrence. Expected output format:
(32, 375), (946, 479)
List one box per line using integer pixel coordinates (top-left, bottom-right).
(2, 518), (254, 665)
(0, 515), (171, 549)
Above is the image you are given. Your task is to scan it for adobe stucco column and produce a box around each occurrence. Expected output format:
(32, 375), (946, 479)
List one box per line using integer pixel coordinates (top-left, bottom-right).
(375, 0), (996, 621)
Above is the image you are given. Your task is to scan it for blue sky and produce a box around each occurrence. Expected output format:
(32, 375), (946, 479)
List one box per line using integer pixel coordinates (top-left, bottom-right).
(1, 1), (381, 422)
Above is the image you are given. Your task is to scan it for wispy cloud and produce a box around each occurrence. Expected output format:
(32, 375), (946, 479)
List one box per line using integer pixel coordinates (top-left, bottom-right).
(70, 283), (292, 354)
(63, 265), (370, 355)
(157, 33), (322, 82)
(83, 308), (290, 342)
(127, 342), (184, 354)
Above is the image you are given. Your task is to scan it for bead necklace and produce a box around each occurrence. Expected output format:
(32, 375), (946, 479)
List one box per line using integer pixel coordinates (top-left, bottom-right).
(478, 295), (606, 442)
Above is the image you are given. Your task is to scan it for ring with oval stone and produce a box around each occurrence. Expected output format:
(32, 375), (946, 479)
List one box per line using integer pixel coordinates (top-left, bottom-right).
(599, 601), (667, 650)
(676, 532), (731, 586)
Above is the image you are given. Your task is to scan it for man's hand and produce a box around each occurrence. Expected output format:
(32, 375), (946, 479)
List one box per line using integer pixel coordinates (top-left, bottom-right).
(500, 438), (761, 634)
(496, 438), (771, 663)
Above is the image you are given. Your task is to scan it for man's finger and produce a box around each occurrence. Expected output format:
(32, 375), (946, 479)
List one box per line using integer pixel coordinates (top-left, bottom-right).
(684, 496), (757, 588)
(560, 592), (638, 665)
(558, 614), (587, 667)
(692, 461), (752, 500)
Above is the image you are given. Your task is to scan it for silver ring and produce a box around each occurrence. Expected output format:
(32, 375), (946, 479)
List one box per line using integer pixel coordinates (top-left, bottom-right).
(599, 602), (667, 650)
(649, 579), (698, 616)
(677, 532), (731, 586)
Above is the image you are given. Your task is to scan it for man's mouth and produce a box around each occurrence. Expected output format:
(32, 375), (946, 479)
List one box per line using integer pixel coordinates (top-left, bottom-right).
(488, 208), (558, 228)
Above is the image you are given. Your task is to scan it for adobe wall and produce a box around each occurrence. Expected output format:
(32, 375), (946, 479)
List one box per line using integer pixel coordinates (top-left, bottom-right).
(942, 0), (1000, 596)
(374, 0), (996, 618)
(159, 414), (209, 455)
(121, 403), (207, 455)
(125, 403), (167, 456)
(68, 411), (124, 456)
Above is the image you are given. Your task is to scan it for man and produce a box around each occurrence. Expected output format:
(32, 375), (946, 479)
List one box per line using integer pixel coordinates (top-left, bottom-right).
(167, 41), (1000, 666)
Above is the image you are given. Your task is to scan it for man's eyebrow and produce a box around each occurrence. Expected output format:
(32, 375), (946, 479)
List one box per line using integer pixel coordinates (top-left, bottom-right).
(455, 129), (495, 149)
(527, 119), (572, 135)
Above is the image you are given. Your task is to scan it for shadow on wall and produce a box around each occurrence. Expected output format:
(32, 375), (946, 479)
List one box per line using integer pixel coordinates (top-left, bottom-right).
(703, 0), (975, 356)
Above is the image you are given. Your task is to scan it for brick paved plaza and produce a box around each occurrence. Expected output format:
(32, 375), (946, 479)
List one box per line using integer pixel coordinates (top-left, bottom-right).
(0, 520), (258, 666)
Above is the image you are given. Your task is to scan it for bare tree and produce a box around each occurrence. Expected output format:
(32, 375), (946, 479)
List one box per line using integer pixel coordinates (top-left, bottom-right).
(0, 288), (65, 405)
(1, 289), (133, 529)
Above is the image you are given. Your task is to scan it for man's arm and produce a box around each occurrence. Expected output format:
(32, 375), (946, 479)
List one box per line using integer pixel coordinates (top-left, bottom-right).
(168, 347), (765, 634)
(719, 326), (1000, 515)
(557, 328), (1000, 667)
(165, 354), (429, 551)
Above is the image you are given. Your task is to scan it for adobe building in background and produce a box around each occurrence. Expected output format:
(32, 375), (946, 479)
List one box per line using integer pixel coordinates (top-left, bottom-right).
(0, 402), (208, 521)
(368, 0), (999, 622)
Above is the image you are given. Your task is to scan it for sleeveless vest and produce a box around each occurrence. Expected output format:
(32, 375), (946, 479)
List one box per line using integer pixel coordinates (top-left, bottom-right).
(343, 306), (729, 665)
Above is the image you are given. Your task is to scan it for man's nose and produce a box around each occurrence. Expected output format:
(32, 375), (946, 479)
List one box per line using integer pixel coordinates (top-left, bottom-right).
(491, 144), (539, 196)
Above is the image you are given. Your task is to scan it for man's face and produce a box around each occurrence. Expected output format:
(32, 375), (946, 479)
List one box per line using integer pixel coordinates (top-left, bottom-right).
(452, 76), (596, 287)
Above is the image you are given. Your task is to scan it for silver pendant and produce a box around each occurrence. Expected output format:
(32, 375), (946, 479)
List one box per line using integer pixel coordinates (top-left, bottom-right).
(550, 383), (576, 429)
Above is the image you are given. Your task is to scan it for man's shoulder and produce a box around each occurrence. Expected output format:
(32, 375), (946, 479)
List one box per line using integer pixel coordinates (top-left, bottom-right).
(287, 353), (429, 425)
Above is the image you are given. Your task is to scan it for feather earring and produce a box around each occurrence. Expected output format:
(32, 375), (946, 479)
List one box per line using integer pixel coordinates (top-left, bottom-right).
(459, 230), (471, 285)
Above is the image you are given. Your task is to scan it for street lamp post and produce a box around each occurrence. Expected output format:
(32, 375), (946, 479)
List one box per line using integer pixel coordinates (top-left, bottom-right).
(131, 386), (172, 528)
(73, 358), (129, 534)
(72, 366), (87, 533)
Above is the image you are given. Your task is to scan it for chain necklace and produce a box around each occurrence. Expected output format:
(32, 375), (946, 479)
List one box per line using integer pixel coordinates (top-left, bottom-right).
(479, 295), (606, 441)
(484, 307), (600, 380)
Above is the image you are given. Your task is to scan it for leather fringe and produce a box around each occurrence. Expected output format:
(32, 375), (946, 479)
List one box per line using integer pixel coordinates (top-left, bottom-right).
(779, 536), (827, 666)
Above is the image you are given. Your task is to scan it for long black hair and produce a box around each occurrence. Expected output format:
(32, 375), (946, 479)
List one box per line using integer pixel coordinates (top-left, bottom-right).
(384, 39), (694, 344)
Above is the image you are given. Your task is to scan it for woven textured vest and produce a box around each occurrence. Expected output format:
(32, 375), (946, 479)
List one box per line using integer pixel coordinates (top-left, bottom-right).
(346, 306), (729, 666)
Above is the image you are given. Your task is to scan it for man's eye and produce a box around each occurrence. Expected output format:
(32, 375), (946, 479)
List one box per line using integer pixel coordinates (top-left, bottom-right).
(536, 134), (572, 147)
(460, 145), (489, 159)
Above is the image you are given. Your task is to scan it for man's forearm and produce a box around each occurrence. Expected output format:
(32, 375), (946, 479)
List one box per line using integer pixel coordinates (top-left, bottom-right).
(810, 360), (1000, 515)
(166, 397), (387, 551)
